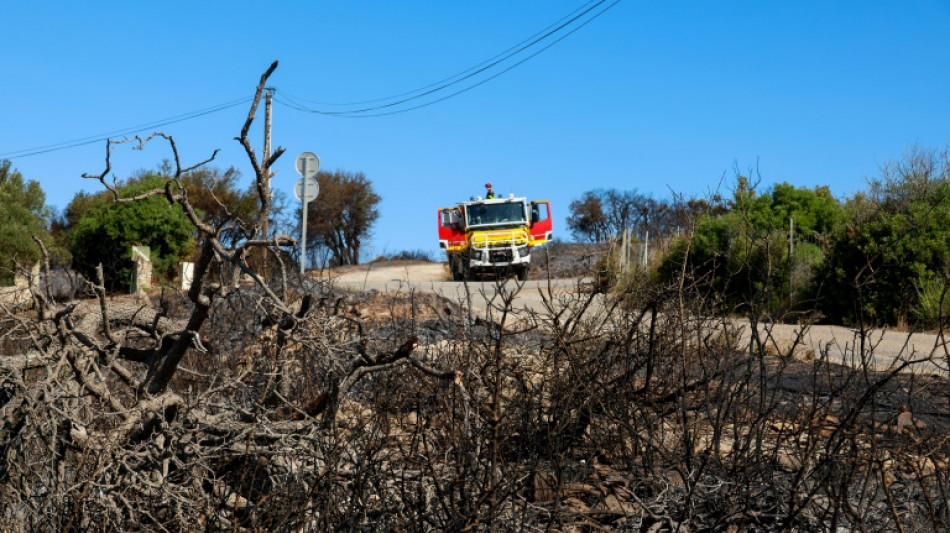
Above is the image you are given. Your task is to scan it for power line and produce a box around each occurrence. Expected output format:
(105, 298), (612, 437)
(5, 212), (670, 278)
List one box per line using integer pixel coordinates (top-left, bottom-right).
(3, 1), (620, 159)
(276, 0), (618, 117)
(279, 0), (604, 107)
(278, 0), (610, 116)
(1, 96), (254, 160)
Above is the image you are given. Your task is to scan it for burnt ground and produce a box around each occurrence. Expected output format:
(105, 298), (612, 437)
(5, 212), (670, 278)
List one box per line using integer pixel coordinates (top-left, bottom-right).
(332, 288), (950, 529)
(4, 266), (950, 530)
(531, 241), (610, 279)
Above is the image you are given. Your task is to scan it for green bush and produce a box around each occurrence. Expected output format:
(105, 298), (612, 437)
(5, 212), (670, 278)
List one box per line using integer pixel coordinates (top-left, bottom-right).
(813, 148), (950, 326)
(912, 273), (950, 330)
(69, 175), (194, 291)
(0, 161), (51, 284)
(656, 180), (841, 316)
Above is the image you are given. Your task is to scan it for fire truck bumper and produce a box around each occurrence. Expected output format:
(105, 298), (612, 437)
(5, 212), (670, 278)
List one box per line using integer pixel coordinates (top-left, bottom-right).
(468, 246), (531, 269)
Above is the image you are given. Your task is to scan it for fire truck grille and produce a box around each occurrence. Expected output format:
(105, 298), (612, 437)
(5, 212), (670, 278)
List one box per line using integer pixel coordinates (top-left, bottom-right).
(490, 250), (513, 262)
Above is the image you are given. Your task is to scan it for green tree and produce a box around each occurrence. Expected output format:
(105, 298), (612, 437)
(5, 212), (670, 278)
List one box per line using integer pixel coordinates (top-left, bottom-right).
(177, 166), (260, 246)
(814, 147), (950, 326)
(69, 174), (195, 291)
(0, 160), (50, 284)
(62, 165), (262, 246)
(658, 179), (842, 314)
(305, 170), (380, 266)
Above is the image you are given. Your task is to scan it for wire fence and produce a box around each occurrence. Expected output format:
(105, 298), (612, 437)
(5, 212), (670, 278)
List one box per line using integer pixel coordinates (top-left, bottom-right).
(612, 222), (834, 302)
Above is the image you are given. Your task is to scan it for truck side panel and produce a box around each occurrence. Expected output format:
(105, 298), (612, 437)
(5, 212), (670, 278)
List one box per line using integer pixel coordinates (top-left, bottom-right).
(529, 200), (553, 246)
(437, 208), (466, 250)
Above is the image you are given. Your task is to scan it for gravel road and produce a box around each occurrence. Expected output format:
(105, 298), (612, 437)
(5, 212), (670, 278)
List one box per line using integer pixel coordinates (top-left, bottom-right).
(323, 261), (950, 376)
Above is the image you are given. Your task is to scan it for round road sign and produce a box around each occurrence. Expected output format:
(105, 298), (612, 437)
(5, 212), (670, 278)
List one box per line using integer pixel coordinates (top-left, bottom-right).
(295, 151), (320, 178)
(294, 177), (319, 202)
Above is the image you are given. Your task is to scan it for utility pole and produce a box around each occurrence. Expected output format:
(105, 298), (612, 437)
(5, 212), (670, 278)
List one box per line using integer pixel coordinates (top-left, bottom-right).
(788, 217), (794, 301)
(642, 230), (649, 268)
(261, 88), (274, 279)
(619, 228), (628, 275)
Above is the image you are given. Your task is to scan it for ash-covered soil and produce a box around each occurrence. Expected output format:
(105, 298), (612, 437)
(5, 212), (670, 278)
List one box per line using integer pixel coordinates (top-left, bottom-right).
(530, 241), (609, 279)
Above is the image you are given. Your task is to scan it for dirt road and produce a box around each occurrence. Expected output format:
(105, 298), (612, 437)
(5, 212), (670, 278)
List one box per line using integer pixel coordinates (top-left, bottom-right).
(323, 261), (449, 285)
(324, 261), (950, 375)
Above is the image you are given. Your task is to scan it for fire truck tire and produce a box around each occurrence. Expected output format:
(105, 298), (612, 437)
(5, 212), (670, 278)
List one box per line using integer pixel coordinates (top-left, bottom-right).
(450, 258), (467, 281)
(516, 265), (530, 281)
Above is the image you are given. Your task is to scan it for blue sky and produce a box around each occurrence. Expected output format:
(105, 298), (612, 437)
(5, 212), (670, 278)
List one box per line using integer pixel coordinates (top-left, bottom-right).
(3, 1), (949, 259)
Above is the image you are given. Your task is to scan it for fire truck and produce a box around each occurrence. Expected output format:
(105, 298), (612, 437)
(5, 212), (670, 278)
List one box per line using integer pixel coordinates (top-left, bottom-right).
(438, 184), (552, 281)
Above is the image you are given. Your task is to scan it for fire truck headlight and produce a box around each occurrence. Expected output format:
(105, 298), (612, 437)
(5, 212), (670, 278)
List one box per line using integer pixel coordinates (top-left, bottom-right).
(472, 251), (483, 261)
(516, 246), (529, 258)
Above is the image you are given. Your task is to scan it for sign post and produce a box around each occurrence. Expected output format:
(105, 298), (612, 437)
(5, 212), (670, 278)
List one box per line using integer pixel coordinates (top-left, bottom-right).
(130, 246), (152, 294)
(295, 152), (320, 275)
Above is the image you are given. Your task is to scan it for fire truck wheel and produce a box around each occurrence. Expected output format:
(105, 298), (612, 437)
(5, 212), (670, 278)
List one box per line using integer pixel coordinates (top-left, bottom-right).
(450, 259), (467, 281)
(516, 265), (530, 281)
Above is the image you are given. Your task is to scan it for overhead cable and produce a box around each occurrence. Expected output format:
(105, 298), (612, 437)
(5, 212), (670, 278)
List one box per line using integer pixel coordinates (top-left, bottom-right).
(279, 0), (605, 107)
(276, 0), (618, 117)
(1, 96), (254, 160)
(3, 1), (620, 160)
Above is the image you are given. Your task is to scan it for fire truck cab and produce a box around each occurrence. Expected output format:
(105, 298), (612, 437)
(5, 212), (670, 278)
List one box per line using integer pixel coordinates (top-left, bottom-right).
(438, 189), (552, 281)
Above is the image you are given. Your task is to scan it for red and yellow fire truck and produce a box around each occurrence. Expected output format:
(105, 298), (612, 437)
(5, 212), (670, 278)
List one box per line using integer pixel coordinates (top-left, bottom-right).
(437, 184), (552, 281)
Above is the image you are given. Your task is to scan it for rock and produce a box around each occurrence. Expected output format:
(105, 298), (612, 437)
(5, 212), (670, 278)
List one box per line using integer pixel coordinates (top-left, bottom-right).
(69, 422), (88, 445)
(693, 432), (735, 457)
(563, 481), (597, 496)
(895, 406), (923, 435)
(777, 449), (803, 470)
(770, 420), (798, 433)
(561, 497), (590, 513)
(596, 493), (638, 515)
(226, 492), (250, 510)
(820, 415), (839, 437)
(533, 471), (558, 503)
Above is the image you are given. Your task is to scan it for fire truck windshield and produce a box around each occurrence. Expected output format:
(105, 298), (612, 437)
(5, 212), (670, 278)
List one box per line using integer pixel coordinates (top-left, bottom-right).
(467, 202), (526, 228)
